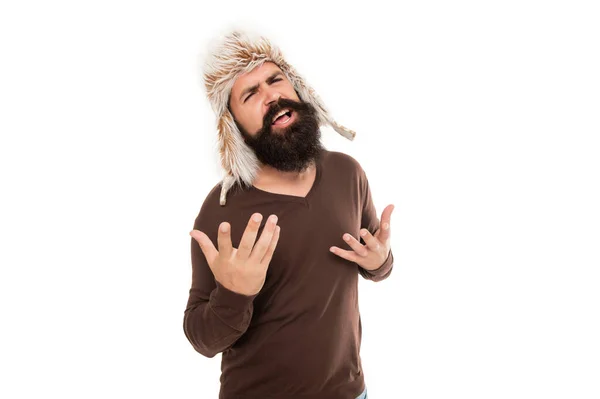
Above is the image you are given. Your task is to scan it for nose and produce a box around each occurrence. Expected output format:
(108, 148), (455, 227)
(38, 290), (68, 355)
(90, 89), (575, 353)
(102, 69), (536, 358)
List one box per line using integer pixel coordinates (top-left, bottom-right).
(264, 86), (281, 107)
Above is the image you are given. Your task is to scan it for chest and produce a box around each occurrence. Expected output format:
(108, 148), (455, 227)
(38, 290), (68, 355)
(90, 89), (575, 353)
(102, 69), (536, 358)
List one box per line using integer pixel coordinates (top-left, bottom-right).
(253, 182), (362, 291)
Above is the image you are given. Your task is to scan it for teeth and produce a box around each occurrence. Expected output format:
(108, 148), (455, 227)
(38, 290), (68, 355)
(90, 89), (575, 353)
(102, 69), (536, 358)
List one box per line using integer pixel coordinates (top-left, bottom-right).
(272, 109), (290, 123)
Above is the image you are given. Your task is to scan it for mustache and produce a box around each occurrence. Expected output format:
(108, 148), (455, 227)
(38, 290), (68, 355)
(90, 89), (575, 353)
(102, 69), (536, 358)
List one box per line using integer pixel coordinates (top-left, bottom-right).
(262, 98), (314, 129)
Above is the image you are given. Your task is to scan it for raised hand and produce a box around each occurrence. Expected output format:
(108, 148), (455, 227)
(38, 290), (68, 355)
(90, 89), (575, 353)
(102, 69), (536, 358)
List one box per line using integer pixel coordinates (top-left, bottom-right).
(329, 204), (394, 271)
(190, 213), (281, 296)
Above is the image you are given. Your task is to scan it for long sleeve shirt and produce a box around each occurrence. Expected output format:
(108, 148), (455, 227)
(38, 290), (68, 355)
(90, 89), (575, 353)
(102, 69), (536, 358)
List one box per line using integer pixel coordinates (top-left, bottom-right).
(183, 148), (394, 399)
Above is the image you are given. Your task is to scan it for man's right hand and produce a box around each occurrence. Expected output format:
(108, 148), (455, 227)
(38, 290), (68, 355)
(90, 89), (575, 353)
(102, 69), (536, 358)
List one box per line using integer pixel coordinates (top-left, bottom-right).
(190, 213), (281, 296)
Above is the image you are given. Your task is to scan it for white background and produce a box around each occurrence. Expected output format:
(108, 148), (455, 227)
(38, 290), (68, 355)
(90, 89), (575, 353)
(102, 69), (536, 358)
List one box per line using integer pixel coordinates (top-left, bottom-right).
(1, 0), (599, 398)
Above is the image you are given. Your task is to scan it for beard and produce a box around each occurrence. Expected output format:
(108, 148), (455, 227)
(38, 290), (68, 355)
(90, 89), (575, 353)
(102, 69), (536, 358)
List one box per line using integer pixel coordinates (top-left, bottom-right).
(236, 98), (324, 172)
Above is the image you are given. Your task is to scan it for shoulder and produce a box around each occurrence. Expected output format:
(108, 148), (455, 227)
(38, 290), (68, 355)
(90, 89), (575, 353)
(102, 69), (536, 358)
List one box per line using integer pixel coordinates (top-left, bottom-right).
(321, 149), (365, 177)
(193, 179), (252, 229)
(202, 181), (224, 210)
(192, 181), (225, 230)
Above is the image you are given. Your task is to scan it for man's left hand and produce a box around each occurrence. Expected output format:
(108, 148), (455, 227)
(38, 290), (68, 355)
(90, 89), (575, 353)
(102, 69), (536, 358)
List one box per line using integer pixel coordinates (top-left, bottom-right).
(329, 204), (394, 271)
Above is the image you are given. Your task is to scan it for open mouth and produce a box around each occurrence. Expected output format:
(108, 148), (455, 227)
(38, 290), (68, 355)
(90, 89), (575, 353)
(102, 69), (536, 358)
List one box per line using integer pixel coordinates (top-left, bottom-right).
(272, 109), (294, 126)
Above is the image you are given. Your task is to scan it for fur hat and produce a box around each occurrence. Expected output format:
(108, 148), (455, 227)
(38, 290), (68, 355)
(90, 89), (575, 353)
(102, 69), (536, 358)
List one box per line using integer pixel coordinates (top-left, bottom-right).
(202, 30), (356, 205)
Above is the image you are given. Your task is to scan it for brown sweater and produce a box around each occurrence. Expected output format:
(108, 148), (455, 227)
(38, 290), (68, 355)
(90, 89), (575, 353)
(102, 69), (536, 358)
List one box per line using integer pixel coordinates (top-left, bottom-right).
(183, 148), (394, 399)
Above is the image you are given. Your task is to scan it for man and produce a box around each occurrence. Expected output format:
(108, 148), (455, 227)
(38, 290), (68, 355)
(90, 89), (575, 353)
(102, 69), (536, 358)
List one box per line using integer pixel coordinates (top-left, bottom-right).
(183, 30), (395, 399)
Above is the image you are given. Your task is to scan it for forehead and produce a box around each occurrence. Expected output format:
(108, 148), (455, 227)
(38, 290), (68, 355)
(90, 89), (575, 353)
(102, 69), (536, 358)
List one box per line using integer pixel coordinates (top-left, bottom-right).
(231, 61), (284, 95)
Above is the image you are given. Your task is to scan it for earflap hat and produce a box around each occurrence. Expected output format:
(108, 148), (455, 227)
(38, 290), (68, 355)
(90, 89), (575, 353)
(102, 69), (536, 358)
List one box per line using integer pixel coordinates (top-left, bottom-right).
(202, 30), (356, 205)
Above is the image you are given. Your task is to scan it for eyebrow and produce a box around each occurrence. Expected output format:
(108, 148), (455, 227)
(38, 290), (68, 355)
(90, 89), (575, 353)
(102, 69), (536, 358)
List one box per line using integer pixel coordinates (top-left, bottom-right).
(239, 71), (284, 102)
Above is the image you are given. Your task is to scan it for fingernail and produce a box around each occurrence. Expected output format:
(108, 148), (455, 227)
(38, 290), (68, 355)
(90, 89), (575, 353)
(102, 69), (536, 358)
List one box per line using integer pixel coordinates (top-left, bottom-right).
(344, 234), (350, 241)
(220, 223), (229, 233)
(360, 230), (367, 237)
(253, 214), (262, 222)
(383, 223), (389, 230)
(270, 214), (278, 223)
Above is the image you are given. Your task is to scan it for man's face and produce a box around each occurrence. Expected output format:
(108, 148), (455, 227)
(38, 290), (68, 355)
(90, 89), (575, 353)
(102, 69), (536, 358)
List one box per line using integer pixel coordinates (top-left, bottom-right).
(228, 62), (323, 172)
(229, 61), (301, 136)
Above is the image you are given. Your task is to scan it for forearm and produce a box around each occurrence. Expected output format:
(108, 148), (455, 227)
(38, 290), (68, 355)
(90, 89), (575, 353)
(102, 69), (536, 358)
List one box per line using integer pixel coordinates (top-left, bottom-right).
(183, 279), (257, 358)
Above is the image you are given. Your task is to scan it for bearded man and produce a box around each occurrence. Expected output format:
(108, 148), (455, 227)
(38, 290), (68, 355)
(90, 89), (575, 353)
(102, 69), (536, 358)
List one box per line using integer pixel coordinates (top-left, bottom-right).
(183, 30), (395, 399)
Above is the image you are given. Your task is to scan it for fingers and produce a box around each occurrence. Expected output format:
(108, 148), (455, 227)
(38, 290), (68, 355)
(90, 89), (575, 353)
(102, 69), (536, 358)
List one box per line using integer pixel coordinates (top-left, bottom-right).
(260, 225), (281, 266)
(249, 214), (279, 263)
(377, 204), (395, 242)
(189, 229), (218, 266)
(217, 222), (233, 258)
(329, 246), (360, 263)
(236, 213), (264, 260)
(359, 228), (381, 252)
(341, 233), (368, 257)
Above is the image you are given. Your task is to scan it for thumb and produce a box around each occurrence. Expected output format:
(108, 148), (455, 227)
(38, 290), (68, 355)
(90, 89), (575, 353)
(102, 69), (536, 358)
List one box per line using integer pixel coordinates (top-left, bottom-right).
(190, 229), (218, 268)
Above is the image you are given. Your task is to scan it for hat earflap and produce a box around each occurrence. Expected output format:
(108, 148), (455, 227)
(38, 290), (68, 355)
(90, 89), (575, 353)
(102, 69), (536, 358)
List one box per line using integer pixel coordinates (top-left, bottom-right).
(217, 108), (260, 205)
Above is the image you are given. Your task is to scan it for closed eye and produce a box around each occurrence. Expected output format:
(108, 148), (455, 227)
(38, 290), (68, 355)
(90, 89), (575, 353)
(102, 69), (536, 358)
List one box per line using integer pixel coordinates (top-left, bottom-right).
(243, 78), (283, 103)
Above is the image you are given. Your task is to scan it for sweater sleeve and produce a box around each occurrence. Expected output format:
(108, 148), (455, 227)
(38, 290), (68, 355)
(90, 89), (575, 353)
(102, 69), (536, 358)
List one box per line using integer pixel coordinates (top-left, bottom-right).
(357, 165), (394, 282)
(182, 204), (258, 358)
